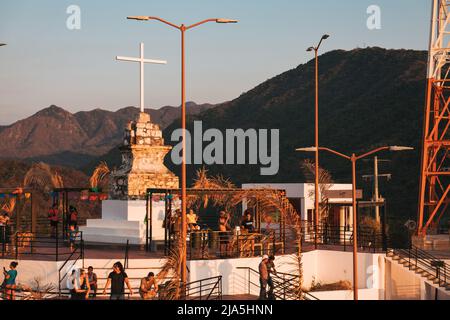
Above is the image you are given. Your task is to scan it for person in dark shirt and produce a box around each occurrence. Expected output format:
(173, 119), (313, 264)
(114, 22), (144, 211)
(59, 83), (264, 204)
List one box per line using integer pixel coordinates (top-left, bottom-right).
(102, 261), (133, 300)
(241, 210), (255, 233)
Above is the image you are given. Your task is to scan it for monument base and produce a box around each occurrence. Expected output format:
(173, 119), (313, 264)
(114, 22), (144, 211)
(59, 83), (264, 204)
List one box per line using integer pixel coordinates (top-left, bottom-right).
(80, 200), (167, 245)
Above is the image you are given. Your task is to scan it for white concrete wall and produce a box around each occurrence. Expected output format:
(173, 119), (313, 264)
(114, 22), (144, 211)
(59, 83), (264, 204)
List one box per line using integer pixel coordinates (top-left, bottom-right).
(0, 259), (82, 290)
(188, 251), (384, 297)
(312, 288), (381, 300)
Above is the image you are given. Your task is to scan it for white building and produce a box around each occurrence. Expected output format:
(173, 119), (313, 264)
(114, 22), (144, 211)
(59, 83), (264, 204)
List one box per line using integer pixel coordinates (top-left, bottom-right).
(242, 183), (362, 229)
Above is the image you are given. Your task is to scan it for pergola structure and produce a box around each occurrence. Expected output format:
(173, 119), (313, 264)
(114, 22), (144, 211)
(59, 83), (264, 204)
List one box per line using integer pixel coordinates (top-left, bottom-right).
(52, 188), (107, 238)
(145, 188), (288, 254)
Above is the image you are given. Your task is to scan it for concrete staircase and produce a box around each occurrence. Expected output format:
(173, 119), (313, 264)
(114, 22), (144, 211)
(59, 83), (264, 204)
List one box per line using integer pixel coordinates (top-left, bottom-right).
(386, 248), (450, 293)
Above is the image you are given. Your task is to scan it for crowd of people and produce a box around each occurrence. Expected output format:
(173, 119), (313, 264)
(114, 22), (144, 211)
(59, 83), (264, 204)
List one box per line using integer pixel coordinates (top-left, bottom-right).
(168, 208), (257, 235)
(67, 261), (158, 300)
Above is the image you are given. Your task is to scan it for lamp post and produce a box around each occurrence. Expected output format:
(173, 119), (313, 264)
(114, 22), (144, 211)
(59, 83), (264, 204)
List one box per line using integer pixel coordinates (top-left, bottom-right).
(296, 145), (413, 300)
(127, 16), (237, 287)
(0, 44), (6, 47)
(306, 34), (329, 249)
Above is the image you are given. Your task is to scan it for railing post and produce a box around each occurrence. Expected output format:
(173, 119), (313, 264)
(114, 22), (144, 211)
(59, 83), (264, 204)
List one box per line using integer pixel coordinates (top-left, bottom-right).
(415, 247), (418, 269)
(220, 276), (223, 300)
(272, 231), (276, 255)
(56, 231), (59, 262)
(58, 269), (61, 298)
(408, 247), (411, 270)
(373, 231), (376, 253)
(237, 234), (240, 258)
(1, 226), (5, 258)
(344, 227), (346, 252)
(15, 233), (18, 260)
(248, 268), (250, 295)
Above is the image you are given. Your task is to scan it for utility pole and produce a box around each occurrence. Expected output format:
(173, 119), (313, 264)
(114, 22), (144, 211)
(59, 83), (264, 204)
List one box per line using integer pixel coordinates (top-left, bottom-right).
(362, 157), (391, 224)
(374, 156), (380, 223)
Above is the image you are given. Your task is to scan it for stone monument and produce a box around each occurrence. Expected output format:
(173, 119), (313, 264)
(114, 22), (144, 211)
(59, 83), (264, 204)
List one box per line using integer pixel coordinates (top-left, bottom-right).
(80, 43), (179, 245)
(110, 111), (179, 199)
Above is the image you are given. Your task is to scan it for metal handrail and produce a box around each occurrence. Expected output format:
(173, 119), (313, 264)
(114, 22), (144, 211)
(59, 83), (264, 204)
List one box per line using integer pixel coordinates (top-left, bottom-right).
(183, 276), (222, 300)
(236, 267), (318, 300)
(388, 245), (449, 288)
(57, 233), (84, 297)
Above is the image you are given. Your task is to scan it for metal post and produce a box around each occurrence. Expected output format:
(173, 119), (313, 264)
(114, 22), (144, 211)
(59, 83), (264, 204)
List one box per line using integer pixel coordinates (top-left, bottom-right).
(248, 269), (250, 295)
(56, 227), (59, 262)
(15, 233), (18, 260)
(180, 25), (188, 287)
(1, 226), (5, 258)
(351, 155), (359, 301)
(381, 202), (387, 251)
(314, 48), (320, 251)
(150, 192), (154, 252)
(146, 192), (149, 252)
(374, 156), (381, 223)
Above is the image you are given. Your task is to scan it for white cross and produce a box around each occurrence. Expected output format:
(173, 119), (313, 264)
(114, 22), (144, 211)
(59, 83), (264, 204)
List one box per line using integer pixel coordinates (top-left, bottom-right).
(117, 43), (167, 113)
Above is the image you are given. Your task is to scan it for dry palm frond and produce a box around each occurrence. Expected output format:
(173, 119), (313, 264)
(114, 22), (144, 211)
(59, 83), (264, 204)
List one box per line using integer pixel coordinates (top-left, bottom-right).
(51, 171), (64, 189)
(301, 159), (334, 221)
(90, 161), (111, 189)
(1, 197), (16, 214)
(22, 278), (57, 300)
(23, 162), (64, 192)
(191, 167), (236, 209)
(156, 236), (184, 300)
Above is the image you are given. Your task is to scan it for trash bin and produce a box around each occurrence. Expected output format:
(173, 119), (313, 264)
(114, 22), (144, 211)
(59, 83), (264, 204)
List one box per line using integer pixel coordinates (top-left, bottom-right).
(208, 231), (219, 250)
(191, 232), (202, 249)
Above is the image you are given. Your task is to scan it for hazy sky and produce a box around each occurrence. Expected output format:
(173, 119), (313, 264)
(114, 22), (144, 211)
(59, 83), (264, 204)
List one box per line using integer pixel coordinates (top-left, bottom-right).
(0, 0), (430, 125)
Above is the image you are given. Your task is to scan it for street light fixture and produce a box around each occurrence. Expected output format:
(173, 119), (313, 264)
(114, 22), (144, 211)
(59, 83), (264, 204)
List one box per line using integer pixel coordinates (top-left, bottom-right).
(296, 145), (413, 301)
(0, 44), (6, 47)
(306, 34), (330, 250)
(127, 15), (237, 288)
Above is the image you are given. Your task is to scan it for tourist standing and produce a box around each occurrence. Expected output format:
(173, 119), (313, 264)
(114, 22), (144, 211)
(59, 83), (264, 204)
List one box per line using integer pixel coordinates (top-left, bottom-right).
(0, 211), (11, 253)
(3, 261), (18, 300)
(68, 205), (78, 229)
(241, 210), (255, 233)
(87, 266), (98, 298)
(139, 272), (158, 300)
(267, 255), (278, 299)
(48, 204), (59, 238)
(103, 262), (133, 300)
(219, 211), (231, 257)
(259, 255), (269, 300)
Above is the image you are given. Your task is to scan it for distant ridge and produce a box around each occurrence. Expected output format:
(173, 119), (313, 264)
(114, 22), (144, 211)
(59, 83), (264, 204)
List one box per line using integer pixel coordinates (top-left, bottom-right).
(0, 102), (215, 167)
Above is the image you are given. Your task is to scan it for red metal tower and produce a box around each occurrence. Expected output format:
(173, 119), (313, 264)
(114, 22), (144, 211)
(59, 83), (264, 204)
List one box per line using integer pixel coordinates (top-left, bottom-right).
(418, 0), (450, 235)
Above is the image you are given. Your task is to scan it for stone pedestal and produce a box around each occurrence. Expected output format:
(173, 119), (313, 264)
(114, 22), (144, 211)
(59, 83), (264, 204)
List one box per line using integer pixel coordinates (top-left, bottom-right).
(81, 112), (179, 245)
(80, 200), (167, 245)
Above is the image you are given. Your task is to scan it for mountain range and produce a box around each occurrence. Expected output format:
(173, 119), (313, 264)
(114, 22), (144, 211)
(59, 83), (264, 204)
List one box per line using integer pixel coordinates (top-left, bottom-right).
(0, 102), (215, 168)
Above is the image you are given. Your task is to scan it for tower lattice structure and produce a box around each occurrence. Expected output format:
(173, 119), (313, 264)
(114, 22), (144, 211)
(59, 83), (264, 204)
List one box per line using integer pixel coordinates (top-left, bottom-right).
(418, 0), (450, 235)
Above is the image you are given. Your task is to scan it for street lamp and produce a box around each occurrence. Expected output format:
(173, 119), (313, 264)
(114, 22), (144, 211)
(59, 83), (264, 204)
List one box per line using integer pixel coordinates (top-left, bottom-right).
(0, 44), (6, 47)
(296, 145), (413, 300)
(306, 34), (330, 249)
(127, 16), (237, 287)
